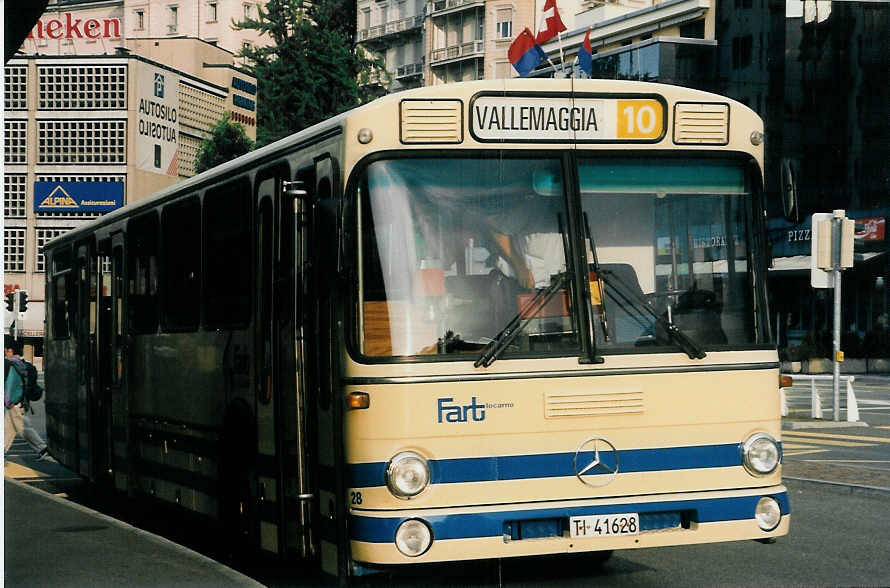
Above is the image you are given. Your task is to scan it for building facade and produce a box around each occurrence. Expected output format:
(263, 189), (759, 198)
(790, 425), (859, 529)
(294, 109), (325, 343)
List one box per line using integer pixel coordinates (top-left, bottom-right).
(4, 0), (260, 358)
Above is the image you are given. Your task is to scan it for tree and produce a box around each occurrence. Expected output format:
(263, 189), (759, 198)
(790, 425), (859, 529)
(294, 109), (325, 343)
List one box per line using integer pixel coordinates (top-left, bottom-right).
(236, 0), (384, 146)
(194, 112), (254, 174)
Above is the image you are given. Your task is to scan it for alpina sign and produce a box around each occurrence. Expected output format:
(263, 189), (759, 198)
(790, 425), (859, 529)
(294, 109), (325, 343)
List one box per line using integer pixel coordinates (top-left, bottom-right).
(28, 15), (121, 39)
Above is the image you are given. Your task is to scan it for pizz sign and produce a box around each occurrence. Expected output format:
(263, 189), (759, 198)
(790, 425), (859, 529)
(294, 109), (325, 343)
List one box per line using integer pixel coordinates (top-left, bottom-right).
(27, 14), (121, 40)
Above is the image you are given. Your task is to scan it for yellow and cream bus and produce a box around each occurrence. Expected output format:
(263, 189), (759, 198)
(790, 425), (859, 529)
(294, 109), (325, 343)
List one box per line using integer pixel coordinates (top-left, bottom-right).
(44, 79), (788, 580)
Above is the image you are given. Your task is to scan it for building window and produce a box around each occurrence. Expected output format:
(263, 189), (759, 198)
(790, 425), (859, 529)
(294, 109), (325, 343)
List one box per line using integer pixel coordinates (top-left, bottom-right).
(134, 9), (145, 30)
(38, 120), (126, 164)
(207, 1), (218, 22)
(37, 229), (71, 274)
(5, 228), (26, 273)
(36, 175), (123, 218)
(732, 35), (753, 69)
(168, 5), (178, 33)
(38, 65), (127, 109)
(495, 8), (513, 39)
(243, 2), (253, 19)
(361, 8), (370, 30)
(4, 65), (27, 110)
(4, 120), (27, 164)
(4, 175), (27, 218)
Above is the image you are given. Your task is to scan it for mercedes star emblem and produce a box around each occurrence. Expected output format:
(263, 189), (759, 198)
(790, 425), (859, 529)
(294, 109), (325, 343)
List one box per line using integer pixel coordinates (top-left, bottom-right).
(573, 436), (620, 487)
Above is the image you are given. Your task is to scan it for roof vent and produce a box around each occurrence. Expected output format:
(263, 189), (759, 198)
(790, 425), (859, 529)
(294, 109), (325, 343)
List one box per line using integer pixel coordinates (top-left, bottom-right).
(400, 99), (463, 144)
(673, 102), (729, 145)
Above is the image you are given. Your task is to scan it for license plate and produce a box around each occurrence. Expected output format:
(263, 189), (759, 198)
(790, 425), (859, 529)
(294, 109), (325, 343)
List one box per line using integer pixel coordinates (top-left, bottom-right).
(569, 513), (640, 538)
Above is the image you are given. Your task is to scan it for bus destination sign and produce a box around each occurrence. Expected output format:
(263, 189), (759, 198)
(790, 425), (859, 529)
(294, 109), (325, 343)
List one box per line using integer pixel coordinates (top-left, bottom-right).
(471, 96), (664, 143)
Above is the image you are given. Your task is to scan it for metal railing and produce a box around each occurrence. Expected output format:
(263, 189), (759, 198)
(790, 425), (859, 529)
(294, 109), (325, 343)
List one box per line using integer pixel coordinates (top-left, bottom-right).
(429, 40), (484, 65)
(781, 374), (860, 422)
(429, 0), (485, 16)
(356, 15), (424, 42)
(396, 61), (424, 78)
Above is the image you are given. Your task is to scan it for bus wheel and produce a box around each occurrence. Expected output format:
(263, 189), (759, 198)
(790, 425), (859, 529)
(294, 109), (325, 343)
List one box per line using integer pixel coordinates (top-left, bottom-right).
(218, 400), (256, 561)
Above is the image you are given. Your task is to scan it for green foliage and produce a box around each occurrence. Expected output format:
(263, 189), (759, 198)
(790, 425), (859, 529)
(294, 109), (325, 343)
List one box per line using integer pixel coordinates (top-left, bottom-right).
(194, 112), (254, 174)
(235, 0), (385, 146)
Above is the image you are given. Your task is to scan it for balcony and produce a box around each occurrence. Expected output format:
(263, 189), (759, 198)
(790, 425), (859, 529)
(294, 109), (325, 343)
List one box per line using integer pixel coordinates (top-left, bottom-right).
(429, 40), (484, 66)
(357, 15), (423, 44)
(429, 0), (485, 18)
(396, 61), (424, 79)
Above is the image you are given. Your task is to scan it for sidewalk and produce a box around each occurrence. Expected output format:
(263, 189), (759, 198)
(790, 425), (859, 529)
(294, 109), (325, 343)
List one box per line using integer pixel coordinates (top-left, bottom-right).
(4, 478), (262, 587)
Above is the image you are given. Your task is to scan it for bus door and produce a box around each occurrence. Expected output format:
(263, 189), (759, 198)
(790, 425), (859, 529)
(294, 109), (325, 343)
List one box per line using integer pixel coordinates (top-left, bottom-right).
(92, 237), (124, 489)
(74, 243), (93, 476)
(310, 154), (348, 577)
(255, 177), (286, 555)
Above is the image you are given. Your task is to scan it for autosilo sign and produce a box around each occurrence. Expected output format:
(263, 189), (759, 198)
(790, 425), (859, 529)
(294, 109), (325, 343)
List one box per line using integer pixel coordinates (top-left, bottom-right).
(136, 62), (180, 176)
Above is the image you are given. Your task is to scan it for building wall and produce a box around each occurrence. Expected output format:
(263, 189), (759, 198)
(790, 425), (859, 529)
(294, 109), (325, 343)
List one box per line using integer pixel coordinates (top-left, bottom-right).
(123, 0), (269, 55)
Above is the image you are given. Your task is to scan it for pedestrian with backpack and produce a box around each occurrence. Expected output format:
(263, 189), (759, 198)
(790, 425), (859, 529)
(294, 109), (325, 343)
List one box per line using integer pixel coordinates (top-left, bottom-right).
(4, 347), (49, 458)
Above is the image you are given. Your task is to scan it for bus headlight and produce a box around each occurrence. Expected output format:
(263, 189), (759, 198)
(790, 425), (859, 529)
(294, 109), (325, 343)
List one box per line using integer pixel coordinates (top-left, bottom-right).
(741, 433), (781, 476)
(395, 519), (433, 557)
(754, 497), (782, 531)
(386, 452), (430, 499)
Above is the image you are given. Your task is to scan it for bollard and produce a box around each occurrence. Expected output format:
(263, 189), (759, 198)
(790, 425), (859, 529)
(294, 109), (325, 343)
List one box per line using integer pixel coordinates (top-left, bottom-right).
(846, 376), (859, 422)
(811, 379), (823, 419)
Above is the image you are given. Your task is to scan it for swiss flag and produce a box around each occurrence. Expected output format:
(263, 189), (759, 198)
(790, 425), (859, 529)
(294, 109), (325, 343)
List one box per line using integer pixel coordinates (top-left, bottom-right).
(535, 0), (567, 45)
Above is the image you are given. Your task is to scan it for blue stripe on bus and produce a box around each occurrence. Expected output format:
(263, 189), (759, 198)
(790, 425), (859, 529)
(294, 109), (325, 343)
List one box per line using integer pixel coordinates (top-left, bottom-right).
(349, 443), (761, 488)
(350, 492), (790, 543)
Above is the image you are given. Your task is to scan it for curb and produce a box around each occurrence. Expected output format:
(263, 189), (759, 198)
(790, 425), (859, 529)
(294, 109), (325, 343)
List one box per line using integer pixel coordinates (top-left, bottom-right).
(5, 477), (264, 586)
(783, 475), (890, 498)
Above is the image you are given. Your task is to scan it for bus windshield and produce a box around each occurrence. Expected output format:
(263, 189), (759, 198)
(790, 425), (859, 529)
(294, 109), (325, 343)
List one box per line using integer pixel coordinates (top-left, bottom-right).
(358, 157), (578, 359)
(577, 157), (759, 352)
(356, 156), (763, 360)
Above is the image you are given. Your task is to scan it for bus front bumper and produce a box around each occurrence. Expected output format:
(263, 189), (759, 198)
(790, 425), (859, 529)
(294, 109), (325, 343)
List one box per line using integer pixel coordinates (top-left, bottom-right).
(350, 485), (789, 565)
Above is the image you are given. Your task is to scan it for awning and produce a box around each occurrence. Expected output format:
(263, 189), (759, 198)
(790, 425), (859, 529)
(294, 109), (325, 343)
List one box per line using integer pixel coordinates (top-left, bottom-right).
(769, 252), (886, 273)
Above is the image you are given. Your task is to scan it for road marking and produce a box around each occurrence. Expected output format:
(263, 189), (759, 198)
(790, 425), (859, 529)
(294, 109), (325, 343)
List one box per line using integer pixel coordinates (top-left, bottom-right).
(781, 436), (874, 448)
(784, 449), (829, 457)
(4, 462), (44, 479)
(783, 431), (890, 444)
(801, 459), (890, 463)
(875, 426), (890, 430)
(782, 443), (821, 450)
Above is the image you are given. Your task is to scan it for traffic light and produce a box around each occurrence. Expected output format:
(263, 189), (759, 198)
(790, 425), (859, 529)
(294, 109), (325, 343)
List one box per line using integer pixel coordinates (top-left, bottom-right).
(18, 291), (28, 312)
(5, 293), (14, 312)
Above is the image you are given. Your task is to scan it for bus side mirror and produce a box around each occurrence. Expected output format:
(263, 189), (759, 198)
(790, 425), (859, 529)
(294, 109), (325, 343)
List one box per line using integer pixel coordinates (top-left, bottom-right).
(780, 158), (799, 224)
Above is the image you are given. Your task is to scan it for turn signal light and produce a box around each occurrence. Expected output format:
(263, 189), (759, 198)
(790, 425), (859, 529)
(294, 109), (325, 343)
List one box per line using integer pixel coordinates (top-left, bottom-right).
(346, 391), (370, 410)
(779, 375), (793, 388)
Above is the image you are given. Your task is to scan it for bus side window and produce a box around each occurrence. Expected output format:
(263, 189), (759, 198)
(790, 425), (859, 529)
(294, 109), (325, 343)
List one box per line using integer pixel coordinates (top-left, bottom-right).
(203, 178), (252, 328)
(161, 196), (201, 331)
(127, 212), (160, 334)
(51, 247), (73, 340)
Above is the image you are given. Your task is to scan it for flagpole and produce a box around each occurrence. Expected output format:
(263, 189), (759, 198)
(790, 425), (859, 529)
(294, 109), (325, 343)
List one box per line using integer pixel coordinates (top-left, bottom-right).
(556, 31), (566, 74)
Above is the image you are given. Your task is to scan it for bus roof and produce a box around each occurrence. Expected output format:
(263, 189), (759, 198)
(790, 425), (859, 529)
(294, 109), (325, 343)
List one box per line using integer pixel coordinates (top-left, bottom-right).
(44, 79), (756, 252)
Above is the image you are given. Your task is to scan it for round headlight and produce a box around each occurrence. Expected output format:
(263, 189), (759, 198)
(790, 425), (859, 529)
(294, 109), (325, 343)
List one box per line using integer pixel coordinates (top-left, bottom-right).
(742, 433), (781, 476)
(755, 496), (782, 531)
(386, 452), (430, 499)
(395, 519), (433, 557)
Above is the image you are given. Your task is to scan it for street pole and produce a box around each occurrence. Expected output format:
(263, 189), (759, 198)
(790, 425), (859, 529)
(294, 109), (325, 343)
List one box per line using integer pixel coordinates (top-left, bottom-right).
(832, 213), (842, 421)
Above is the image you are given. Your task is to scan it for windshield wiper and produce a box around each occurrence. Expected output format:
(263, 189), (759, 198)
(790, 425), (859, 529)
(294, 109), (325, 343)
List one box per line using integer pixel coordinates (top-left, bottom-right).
(595, 268), (706, 360)
(474, 272), (568, 368)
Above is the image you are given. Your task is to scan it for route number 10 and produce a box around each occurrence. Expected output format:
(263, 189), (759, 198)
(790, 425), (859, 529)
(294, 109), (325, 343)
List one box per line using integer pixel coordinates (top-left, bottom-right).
(616, 99), (663, 140)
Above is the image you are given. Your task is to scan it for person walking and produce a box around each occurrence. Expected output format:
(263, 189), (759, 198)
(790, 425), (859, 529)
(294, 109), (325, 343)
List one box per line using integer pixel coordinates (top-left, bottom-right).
(5, 347), (50, 458)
